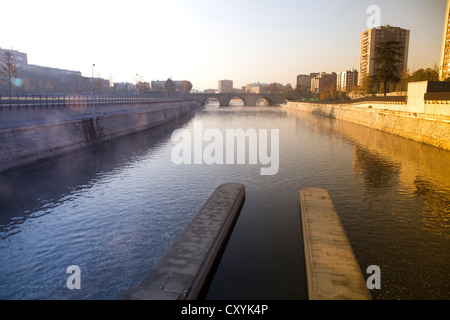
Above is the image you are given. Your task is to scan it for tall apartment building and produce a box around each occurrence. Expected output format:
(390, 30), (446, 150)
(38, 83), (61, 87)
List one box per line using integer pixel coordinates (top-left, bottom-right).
(218, 80), (233, 93)
(337, 69), (359, 92)
(359, 25), (410, 85)
(440, 0), (450, 80)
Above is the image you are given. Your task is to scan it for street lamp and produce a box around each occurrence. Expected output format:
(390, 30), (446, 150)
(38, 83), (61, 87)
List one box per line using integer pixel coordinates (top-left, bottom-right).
(92, 63), (95, 98)
(136, 74), (138, 95)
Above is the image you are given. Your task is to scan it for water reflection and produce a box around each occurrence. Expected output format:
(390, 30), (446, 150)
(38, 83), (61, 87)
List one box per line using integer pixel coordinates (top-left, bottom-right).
(285, 108), (450, 299)
(0, 112), (197, 232)
(353, 147), (401, 193)
(414, 177), (450, 239)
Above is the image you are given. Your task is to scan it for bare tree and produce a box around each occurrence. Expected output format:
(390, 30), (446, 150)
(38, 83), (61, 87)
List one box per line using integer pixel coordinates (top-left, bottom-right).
(0, 50), (20, 96)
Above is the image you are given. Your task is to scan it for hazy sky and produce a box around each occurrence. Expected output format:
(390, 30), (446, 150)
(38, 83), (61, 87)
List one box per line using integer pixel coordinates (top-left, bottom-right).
(2, 0), (447, 90)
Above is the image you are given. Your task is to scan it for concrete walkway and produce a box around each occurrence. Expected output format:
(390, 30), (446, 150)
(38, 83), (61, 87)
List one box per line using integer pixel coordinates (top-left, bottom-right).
(300, 187), (372, 300)
(121, 183), (245, 300)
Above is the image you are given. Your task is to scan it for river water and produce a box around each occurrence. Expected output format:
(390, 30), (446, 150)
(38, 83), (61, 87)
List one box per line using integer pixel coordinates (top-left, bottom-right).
(0, 106), (449, 300)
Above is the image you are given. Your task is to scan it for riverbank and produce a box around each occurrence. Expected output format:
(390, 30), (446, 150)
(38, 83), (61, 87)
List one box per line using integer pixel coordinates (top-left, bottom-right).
(0, 100), (201, 173)
(283, 81), (450, 151)
(283, 101), (450, 151)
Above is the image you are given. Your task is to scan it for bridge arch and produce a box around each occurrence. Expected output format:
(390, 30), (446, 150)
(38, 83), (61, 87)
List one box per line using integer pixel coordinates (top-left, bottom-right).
(256, 97), (273, 106)
(192, 93), (304, 106)
(203, 97), (220, 106)
(229, 97), (246, 106)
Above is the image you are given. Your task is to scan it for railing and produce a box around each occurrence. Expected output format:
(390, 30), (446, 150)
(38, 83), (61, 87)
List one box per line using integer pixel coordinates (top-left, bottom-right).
(0, 95), (191, 110)
(287, 95), (407, 105)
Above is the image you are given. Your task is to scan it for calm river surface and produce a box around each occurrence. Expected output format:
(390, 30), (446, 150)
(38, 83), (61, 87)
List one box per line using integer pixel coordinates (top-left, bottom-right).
(0, 106), (449, 300)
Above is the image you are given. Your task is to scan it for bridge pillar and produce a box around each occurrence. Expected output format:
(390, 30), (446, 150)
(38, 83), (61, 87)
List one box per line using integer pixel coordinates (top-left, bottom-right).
(219, 96), (230, 106)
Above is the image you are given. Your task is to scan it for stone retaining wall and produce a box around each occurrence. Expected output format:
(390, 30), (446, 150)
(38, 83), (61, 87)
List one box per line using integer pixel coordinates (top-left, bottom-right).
(284, 101), (450, 151)
(0, 101), (201, 173)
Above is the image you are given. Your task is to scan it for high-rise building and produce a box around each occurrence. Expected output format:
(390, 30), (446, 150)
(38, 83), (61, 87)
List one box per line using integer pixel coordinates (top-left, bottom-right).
(337, 69), (359, 92)
(218, 80), (233, 93)
(359, 25), (410, 85)
(440, 0), (450, 80)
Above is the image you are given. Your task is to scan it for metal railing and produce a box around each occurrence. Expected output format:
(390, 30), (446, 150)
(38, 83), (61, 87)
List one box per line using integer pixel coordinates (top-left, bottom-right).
(287, 95), (408, 105)
(0, 95), (190, 110)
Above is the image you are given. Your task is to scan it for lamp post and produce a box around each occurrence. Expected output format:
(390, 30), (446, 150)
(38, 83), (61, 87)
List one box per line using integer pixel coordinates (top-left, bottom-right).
(92, 63), (95, 98)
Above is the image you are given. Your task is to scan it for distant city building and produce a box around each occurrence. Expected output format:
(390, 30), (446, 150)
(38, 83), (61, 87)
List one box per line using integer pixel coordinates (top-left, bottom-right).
(218, 80), (233, 93)
(311, 72), (337, 93)
(113, 82), (136, 93)
(151, 80), (188, 93)
(337, 69), (358, 92)
(440, 0), (450, 80)
(296, 75), (310, 88)
(203, 89), (217, 94)
(0, 47), (82, 77)
(246, 82), (269, 93)
(359, 25), (410, 85)
(0, 47), (28, 66)
(234, 86), (246, 93)
(25, 64), (82, 77)
(151, 81), (165, 92)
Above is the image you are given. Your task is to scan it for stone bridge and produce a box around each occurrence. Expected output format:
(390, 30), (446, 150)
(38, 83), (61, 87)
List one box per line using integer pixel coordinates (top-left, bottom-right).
(179, 93), (303, 106)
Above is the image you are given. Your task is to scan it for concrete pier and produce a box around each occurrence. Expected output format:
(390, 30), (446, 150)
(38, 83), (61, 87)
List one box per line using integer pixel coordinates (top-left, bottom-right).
(121, 183), (245, 300)
(300, 187), (372, 300)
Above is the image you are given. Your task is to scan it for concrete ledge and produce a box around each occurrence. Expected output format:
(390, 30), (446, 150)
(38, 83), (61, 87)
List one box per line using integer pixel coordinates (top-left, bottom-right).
(300, 188), (371, 300)
(121, 183), (245, 300)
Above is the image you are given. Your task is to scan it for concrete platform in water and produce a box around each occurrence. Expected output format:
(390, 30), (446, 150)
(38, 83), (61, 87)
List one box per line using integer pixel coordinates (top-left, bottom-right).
(121, 183), (245, 300)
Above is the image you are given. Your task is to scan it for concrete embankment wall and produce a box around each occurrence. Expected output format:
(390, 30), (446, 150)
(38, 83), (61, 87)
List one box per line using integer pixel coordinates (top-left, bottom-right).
(0, 101), (201, 173)
(284, 101), (450, 151)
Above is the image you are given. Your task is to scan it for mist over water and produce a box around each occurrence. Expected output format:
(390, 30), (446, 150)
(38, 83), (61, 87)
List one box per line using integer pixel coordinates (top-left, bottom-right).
(0, 106), (449, 300)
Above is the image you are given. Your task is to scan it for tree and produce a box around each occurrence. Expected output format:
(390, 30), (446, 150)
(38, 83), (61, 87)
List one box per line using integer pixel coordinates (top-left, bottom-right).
(0, 50), (20, 96)
(373, 41), (404, 96)
(360, 74), (377, 95)
(182, 80), (193, 93)
(283, 83), (294, 95)
(164, 78), (175, 94)
(268, 82), (279, 93)
(136, 81), (151, 94)
(408, 68), (439, 82)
